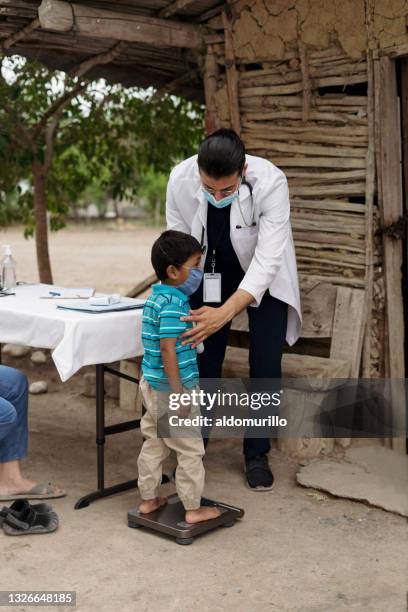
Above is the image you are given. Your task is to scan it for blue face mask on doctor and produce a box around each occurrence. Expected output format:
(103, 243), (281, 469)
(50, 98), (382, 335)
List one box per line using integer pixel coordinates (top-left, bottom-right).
(202, 176), (242, 209)
(177, 267), (203, 296)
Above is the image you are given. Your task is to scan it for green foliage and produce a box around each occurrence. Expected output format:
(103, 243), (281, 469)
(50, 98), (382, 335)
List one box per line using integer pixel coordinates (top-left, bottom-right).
(137, 167), (168, 218)
(0, 55), (204, 229)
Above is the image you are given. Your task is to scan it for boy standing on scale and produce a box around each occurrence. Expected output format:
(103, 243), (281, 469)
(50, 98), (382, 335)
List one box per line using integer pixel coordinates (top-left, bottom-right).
(137, 230), (221, 524)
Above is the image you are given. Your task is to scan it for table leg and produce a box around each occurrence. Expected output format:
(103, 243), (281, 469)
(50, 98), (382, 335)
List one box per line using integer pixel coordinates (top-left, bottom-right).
(75, 364), (138, 508)
(75, 363), (169, 509)
(96, 363), (105, 489)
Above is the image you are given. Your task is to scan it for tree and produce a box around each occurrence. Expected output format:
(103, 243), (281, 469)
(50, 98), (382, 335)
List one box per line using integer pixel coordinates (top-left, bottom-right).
(0, 53), (204, 283)
(137, 168), (168, 225)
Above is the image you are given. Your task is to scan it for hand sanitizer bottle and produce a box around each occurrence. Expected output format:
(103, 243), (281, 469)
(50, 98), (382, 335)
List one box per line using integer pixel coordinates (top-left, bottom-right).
(1, 245), (17, 292)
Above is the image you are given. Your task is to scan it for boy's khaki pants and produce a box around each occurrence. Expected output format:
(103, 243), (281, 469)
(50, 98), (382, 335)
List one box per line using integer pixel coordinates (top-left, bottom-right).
(137, 376), (205, 511)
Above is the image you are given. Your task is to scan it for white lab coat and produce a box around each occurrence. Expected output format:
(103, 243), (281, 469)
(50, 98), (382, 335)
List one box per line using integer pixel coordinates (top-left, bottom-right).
(165, 153), (302, 346)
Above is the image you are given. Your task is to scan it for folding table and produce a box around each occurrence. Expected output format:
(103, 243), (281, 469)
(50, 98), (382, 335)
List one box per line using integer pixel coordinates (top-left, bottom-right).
(0, 283), (147, 509)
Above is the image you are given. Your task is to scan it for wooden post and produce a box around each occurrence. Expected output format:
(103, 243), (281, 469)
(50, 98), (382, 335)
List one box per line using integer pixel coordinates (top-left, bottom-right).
(362, 0), (377, 379)
(222, 10), (241, 136)
(203, 44), (220, 135)
(375, 55), (406, 452)
(362, 50), (375, 379)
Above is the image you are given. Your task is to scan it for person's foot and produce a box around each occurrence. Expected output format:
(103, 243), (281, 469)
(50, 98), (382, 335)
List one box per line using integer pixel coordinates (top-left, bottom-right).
(139, 496), (167, 514)
(245, 454), (274, 491)
(0, 477), (64, 498)
(185, 506), (221, 524)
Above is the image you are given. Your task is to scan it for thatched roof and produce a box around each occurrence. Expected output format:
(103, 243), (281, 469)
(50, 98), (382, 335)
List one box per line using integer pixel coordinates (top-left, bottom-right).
(0, 0), (225, 100)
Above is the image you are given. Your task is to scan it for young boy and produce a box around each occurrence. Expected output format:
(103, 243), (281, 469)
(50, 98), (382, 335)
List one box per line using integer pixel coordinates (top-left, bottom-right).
(137, 230), (221, 524)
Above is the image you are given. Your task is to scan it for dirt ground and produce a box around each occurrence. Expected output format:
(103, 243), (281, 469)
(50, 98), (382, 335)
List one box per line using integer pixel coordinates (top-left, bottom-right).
(0, 222), (162, 294)
(0, 224), (406, 612)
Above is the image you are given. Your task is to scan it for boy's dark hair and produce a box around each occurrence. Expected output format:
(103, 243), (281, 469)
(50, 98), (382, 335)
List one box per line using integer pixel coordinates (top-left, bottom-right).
(197, 128), (246, 179)
(151, 230), (202, 281)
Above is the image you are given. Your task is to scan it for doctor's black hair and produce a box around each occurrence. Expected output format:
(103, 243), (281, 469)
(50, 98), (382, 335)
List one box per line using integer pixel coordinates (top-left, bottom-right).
(197, 128), (246, 179)
(151, 230), (202, 281)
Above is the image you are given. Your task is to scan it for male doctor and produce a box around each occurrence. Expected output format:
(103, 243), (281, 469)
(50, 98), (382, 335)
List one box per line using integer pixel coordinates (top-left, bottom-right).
(166, 128), (302, 491)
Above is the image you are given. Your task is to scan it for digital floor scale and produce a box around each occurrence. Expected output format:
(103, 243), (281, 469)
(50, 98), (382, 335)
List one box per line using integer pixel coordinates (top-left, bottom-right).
(128, 493), (244, 545)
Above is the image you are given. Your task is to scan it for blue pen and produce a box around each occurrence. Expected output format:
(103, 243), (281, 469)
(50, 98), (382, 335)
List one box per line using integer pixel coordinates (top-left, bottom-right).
(49, 291), (61, 296)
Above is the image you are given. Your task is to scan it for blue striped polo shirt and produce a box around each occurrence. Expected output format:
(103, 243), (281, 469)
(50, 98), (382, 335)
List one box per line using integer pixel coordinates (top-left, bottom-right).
(141, 283), (199, 391)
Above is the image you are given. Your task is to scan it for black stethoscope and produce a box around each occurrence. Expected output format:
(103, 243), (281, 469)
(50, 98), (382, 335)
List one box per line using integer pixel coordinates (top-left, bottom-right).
(235, 176), (256, 229)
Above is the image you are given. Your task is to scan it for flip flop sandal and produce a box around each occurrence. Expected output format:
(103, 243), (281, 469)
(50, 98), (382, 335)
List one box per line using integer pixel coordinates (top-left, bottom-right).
(0, 500), (52, 528)
(0, 482), (66, 502)
(3, 506), (59, 536)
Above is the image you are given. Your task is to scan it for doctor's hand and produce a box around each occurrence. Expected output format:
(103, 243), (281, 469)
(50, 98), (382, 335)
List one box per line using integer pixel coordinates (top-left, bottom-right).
(180, 290), (255, 348)
(180, 305), (232, 348)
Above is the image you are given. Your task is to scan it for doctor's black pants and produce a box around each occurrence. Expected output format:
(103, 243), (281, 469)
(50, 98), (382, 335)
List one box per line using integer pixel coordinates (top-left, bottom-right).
(190, 289), (288, 460)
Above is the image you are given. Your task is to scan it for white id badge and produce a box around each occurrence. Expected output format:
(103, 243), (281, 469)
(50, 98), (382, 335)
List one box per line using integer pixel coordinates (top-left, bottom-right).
(203, 273), (221, 303)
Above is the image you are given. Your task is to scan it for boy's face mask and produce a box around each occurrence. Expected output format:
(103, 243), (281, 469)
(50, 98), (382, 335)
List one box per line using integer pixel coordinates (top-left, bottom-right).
(177, 267), (203, 296)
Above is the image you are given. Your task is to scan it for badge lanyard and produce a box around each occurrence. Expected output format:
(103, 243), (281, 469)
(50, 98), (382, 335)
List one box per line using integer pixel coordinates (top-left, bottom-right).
(202, 179), (255, 303)
(203, 213), (230, 303)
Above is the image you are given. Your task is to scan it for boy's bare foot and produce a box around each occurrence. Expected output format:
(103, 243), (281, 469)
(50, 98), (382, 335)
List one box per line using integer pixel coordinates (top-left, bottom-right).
(185, 506), (221, 524)
(139, 496), (167, 514)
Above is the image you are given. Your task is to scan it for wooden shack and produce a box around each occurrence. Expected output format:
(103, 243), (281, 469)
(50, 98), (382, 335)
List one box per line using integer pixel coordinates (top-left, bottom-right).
(1, 1), (407, 453)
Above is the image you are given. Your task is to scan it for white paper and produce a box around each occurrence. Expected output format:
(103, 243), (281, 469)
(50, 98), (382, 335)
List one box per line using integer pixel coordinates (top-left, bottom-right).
(40, 285), (95, 299)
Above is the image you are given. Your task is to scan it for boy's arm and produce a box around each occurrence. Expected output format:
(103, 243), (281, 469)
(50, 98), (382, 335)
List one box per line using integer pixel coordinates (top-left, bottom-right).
(161, 338), (190, 417)
(160, 337), (184, 395)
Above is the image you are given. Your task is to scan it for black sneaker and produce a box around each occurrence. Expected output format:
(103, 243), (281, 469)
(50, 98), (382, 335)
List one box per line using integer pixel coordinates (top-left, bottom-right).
(245, 454), (274, 491)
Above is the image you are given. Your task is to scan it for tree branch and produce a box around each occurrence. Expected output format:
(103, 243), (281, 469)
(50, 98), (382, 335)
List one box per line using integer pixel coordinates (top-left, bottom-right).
(69, 40), (127, 79)
(33, 41), (126, 139)
(154, 70), (199, 97)
(0, 66), (35, 151)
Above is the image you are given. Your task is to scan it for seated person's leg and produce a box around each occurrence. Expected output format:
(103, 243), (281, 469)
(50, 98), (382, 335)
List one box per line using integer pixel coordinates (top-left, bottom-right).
(0, 397), (18, 443)
(0, 366), (29, 418)
(0, 365), (64, 499)
(0, 367), (28, 461)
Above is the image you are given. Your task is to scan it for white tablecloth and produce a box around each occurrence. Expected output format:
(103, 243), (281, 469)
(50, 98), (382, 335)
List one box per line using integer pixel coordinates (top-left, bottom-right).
(0, 284), (144, 381)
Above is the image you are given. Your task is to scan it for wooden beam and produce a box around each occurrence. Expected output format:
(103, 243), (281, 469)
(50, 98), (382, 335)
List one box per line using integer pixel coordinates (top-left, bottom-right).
(194, 4), (224, 24)
(159, 0), (198, 19)
(38, 0), (204, 50)
(0, 16), (39, 51)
